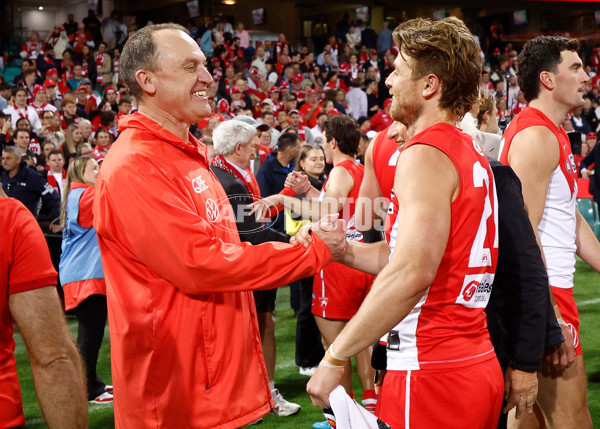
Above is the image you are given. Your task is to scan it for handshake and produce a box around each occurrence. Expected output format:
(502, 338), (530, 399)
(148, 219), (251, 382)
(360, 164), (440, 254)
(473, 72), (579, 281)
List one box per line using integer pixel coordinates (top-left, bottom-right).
(291, 213), (348, 262)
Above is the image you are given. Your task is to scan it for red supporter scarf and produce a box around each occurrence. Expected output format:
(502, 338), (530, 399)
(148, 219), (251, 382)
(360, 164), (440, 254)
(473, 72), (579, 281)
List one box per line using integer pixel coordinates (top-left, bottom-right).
(211, 155), (261, 199)
(13, 104), (27, 119)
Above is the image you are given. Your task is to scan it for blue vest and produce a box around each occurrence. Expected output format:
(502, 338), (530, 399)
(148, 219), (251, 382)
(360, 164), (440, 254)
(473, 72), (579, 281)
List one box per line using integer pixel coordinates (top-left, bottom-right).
(59, 187), (104, 285)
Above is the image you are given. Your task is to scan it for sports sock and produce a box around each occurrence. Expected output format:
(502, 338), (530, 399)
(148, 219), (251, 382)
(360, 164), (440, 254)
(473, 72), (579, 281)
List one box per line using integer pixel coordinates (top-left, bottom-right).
(362, 389), (377, 414)
(269, 380), (275, 391)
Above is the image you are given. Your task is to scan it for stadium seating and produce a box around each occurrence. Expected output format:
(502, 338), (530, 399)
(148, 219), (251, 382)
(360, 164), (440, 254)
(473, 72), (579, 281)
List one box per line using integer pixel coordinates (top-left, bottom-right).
(576, 198), (600, 239)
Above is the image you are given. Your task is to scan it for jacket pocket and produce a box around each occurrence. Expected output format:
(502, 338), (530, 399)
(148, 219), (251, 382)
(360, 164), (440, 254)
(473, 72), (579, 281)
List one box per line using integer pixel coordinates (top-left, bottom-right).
(197, 317), (211, 390)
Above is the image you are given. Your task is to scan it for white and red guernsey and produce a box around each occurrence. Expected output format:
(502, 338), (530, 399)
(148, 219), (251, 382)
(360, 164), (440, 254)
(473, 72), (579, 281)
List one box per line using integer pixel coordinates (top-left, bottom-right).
(383, 123), (499, 371)
(499, 107), (578, 289)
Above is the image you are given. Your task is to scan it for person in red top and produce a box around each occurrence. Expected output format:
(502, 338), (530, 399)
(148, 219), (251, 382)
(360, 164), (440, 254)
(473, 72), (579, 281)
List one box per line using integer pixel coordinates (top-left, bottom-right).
(354, 122), (405, 233)
(93, 23), (346, 428)
(0, 188), (87, 428)
(20, 31), (45, 60)
(307, 17), (504, 429)
(370, 98), (394, 132)
(299, 89), (323, 129)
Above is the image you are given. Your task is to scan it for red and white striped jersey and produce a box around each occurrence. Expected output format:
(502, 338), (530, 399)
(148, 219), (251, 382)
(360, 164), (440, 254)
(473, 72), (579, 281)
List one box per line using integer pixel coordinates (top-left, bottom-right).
(384, 123), (498, 370)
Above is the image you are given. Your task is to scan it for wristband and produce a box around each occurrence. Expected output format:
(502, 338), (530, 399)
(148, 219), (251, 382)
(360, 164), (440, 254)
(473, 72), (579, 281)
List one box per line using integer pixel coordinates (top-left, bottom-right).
(319, 360), (344, 369)
(320, 346), (348, 369)
(553, 304), (562, 320)
(329, 344), (349, 362)
(557, 317), (568, 328)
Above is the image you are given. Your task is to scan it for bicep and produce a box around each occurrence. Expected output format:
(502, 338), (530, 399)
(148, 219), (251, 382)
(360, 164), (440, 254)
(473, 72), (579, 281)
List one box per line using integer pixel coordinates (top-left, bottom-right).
(387, 146), (457, 283)
(507, 127), (558, 229)
(322, 167), (354, 214)
(9, 287), (73, 366)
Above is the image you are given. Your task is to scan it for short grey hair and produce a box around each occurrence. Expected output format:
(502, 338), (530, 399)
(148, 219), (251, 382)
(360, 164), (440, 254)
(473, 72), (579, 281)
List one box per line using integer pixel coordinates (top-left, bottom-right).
(212, 120), (257, 156)
(2, 146), (23, 157)
(78, 118), (92, 127)
(120, 23), (188, 101)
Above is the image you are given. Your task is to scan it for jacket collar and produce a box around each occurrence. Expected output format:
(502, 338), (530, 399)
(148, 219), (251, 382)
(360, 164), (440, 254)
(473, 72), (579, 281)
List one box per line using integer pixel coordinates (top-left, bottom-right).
(118, 112), (208, 163)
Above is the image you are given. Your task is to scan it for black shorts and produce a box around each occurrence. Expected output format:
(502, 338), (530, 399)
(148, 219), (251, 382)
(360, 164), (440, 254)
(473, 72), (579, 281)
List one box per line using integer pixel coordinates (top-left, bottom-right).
(253, 288), (278, 313)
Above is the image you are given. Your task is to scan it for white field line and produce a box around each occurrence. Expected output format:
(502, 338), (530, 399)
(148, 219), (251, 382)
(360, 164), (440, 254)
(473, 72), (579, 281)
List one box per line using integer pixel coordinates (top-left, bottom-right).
(577, 297), (600, 307)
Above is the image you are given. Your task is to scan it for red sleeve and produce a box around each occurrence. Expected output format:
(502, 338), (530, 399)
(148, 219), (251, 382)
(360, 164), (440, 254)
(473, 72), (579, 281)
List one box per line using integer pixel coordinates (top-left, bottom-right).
(94, 151), (333, 295)
(77, 187), (95, 228)
(4, 200), (57, 294)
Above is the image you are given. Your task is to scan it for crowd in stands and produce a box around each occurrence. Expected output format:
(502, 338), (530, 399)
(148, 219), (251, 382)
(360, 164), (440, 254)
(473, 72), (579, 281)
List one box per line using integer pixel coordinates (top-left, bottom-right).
(1, 9), (600, 426)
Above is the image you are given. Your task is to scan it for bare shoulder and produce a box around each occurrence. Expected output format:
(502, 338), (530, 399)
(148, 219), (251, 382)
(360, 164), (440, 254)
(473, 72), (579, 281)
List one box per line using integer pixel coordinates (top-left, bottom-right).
(325, 163), (354, 197)
(508, 125), (560, 173)
(396, 144), (459, 201)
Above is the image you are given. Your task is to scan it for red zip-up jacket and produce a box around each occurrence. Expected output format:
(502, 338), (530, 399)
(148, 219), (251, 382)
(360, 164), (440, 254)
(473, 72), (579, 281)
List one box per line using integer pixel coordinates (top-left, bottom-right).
(93, 113), (333, 428)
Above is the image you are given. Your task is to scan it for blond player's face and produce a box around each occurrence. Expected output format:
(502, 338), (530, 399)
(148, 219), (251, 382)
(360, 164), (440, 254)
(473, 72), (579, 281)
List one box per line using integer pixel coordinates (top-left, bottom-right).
(385, 52), (422, 128)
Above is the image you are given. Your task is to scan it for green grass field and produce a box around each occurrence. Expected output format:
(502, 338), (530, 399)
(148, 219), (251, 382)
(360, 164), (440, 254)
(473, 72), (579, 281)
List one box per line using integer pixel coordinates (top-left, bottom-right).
(14, 259), (600, 428)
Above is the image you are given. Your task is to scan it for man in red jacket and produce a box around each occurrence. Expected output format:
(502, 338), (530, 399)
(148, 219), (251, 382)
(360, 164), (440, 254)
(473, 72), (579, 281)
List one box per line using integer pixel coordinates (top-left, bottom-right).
(93, 23), (346, 429)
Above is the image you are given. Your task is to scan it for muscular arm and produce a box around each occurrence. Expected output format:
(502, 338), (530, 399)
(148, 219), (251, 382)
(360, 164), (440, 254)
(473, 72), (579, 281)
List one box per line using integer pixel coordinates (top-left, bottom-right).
(10, 287), (88, 429)
(507, 126), (558, 248)
(342, 240), (390, 275)
(280, 165), (354, 221)
(329, 145), (456, 357)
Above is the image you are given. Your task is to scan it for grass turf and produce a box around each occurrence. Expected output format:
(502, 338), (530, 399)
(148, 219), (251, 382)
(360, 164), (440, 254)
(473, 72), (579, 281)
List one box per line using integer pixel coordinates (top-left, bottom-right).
(14, 260), (600, 427)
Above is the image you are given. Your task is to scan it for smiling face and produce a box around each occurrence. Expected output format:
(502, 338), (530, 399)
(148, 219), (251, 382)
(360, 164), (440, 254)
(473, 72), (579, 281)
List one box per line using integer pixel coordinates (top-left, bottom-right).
(144, 29), (213, 125)
(300, 148), (325, 178)
(385, 53), (422, 128)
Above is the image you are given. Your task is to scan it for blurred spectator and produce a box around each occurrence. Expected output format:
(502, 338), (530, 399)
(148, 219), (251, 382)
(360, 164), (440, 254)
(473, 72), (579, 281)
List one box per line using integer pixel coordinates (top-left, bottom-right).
(369, 98), (393, 132)
(377, 21), (393, 54)
(235, 22), (249, 49)
(4, 87), (41, 132)
(63, 13), (78, 36)
(95, 42), (112, 91)
(1, 146), (61, 229)
(20, 31), (45, 60)
(82, 9), (102, 48)
(346, 79), (367, 120)
(70, 22), (93, 58)
(58, 156), (113, 404)
(46, 149), (66, 200)
(102, 11), (122, 51)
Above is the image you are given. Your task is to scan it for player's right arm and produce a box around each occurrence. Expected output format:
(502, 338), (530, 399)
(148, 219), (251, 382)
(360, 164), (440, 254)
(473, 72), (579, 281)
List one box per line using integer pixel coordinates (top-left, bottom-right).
(507, 125), (574, 368)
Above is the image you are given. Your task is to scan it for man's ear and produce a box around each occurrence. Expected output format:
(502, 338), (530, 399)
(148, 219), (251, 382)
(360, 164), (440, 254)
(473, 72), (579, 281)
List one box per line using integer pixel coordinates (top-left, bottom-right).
(539, 71), (554, 91)
(135, 69), (156, 96)
(482, 110), (490, 126)
(422, 73), (440, 99)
